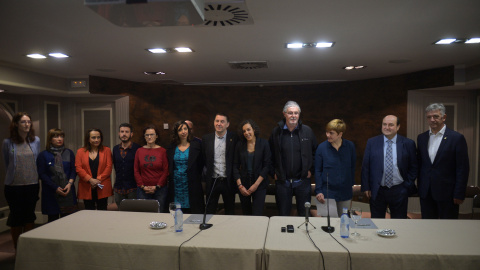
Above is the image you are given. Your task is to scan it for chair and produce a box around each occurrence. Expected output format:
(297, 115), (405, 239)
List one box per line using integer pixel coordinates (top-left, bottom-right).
(472, 194), (480, 219)
(119, 199), (160, 213)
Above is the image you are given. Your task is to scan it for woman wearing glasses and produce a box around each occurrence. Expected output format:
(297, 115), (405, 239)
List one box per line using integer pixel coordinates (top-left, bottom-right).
(134, 125), (168, 212)
(2, 112), (41, 249)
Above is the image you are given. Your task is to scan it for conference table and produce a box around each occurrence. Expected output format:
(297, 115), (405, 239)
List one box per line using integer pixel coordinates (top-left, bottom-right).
(15, 210), (269, 270)
(265, 216), (480, 270)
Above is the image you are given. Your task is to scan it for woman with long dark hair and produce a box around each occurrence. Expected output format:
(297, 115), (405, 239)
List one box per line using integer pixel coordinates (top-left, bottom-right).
(2, 112), (40, 249)
(75, 128), (113, 210)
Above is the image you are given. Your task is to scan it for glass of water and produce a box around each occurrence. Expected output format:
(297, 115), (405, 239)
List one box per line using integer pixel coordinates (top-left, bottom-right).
(350, 206), (362, 237)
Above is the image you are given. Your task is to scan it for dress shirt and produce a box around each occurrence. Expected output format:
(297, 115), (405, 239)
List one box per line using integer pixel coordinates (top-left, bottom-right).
(428, 124), (446, 163)
(382, 135), (404, 187)
(213, 131), (227, 178)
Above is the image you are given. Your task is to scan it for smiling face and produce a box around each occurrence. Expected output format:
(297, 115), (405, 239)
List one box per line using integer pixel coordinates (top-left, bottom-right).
(177, 124), (189, 141)
(51, 134), (64, 148)
(242, 123), (256, 142)
(17, 115), (32, 135)
(283, 106), (300, 128)
(89, 131), (102, 148)
(144, 129), (158, 145)
(214, 115), (229, 136)
(382, 115), (400, 139)
(118, 127), (132, 143)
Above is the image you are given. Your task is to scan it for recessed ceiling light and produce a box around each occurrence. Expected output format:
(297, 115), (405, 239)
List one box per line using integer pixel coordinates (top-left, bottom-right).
(144, 71), (166, 75)
(435, 38), (457, 44)
(26, 54), (47, 59)
(343, 65), (366, 70)
(344, 66), (354, 70)
(48, 53), (69, 58)
(316, 42), (334, 48)
(175, 47), (193, 53)
(286, 43), (303, 49)
(148, 48), (167, 53)
(465, 38), (480, 44)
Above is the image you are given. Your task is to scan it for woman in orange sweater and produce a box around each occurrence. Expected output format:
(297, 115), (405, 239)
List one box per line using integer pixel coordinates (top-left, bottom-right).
(75, 128), (113, 210)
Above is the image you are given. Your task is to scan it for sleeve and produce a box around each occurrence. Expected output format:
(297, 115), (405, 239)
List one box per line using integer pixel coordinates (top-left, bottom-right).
(233, 143), (242, 181)
(134, 149), (143, 186)
(36, 152), (58, 191)
(260, 140), (272, 180)
(268, 132), (276, 178)
(75, 149), (92, 182)
(406, 140), (418, 183)
(68, 150), (77, 180)
(97, 147), (112, 182)
(157, 148), (169, 186)
(361, 139), (371, 192)
(454, 135), (470, 200)
(351, 142), (357, 186)
(314, 144), (323, 195)
(310, 130), (318, 174)
(2, 139), (10, 168)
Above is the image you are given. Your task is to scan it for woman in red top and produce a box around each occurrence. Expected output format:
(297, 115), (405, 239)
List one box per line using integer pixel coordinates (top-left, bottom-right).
(134, 125), (168, 212)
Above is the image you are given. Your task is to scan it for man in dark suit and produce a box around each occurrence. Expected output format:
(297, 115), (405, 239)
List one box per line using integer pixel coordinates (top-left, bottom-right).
(361, 115), (417, 218)
(202, 113), (238, 214)
(417, 103), (469, 219)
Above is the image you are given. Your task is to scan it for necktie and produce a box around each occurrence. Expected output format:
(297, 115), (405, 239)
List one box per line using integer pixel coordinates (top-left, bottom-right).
(385, 140), (393, 188)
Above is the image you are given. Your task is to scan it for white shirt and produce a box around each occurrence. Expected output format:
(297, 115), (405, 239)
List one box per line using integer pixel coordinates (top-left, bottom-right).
(213, 131), (227, 178)
(428, 124), (446, 163)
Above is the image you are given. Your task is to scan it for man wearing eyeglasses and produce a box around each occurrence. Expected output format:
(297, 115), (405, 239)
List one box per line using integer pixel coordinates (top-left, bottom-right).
(269, 101), (317, 216)
(417, 103), (469, 219)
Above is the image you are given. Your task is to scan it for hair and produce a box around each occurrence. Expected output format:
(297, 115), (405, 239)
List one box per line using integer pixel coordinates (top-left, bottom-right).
(171, 120), (191, 145)
(425, 103), (446, 116)
(283, 101), (301, 113)
(142, 124), (161, 145)
(9, 112), (35, 144)
(83, 128), (104, 151)
(383, 115), (400, 126)
(119, 123), (133, 132)
(46, 128), (65, 149)
(215, 112), (229, 122)
(238, 119), (260, 142)
(326, 119), (346, 134)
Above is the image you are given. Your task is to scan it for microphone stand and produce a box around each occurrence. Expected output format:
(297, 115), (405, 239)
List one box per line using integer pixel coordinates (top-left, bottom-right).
(298, 202), (316, 230)
(321, 173), (335, 233)
(199, 177), (219, 230)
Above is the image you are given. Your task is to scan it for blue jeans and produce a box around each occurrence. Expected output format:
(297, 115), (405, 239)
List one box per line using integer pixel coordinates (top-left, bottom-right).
(137, 186), (168, 213)
(275, 179), (311, 216)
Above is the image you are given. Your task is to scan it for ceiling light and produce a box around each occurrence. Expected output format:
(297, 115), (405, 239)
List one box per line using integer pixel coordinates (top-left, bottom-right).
(286, 43), (303, 49)
(48, 53), (69, 58)
(465, 38), (480, 44)
(174, 47), (193, 53)
(26, 54), (47, 59)
(148, 48), (167, 53)
(316, 42), (334, 48)
(435, 38), (457, 44)
(344, 66), (354, 70)
(343, 65), (366, 70)
(144, 71), (166, 75)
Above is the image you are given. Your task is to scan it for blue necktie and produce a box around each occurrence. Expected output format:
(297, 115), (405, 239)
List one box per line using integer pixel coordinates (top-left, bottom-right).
(385, 140), (393, 188)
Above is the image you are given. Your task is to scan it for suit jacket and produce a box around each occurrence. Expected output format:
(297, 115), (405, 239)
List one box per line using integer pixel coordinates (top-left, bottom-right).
(75, 147), (113, 200)
(202, 131), (238, 191)
(417, 127), (469, 201)
(233, 138), (272, 190)
(361, 135), (418, 201)
(166, 140), (205, 214)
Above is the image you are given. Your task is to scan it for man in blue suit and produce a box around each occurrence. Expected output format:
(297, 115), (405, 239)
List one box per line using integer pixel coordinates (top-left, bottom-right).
(417, 103), (469, 219)
(361, 115), (417, 218)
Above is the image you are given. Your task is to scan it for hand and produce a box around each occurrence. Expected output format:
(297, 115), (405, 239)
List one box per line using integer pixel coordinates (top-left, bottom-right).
(364, 190), (371, 199)
(454, 199), (464, 205)
(274, 174), (278, 180)
(55, 187), (67, 197)
(63, 183), (72, 195)
(247, 183), (258, 194)
(89, 178), (100, 188)
(316, 193), (325, 204)
(145, 186), (156, 194)
(239, 185), (250, 196)
(307, 170), (312, 179)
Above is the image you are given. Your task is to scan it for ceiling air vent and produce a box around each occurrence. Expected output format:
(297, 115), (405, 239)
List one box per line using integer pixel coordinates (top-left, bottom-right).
(228, 61), (268, 70)
(203, 1), (253, 26)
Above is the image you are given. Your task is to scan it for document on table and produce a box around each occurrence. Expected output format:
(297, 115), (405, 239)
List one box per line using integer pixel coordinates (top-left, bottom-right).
(184, 214), (213, 224)
(316, 199), (338, 217)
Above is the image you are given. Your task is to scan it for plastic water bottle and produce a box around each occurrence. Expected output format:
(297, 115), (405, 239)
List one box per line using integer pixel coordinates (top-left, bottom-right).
(340, 207), (349, 238)
(174, 208), (183, 232)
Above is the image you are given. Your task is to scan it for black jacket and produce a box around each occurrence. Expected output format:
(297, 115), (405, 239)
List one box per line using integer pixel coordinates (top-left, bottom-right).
(233, 138), (272, 190)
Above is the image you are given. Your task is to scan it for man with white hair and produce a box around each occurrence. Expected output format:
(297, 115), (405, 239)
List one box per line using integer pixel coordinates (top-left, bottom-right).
(269, 101), (317, 216)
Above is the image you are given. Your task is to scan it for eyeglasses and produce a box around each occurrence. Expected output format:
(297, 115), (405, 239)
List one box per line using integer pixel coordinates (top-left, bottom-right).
(19, 120), (32, 124)
(144, 134), (157, 137)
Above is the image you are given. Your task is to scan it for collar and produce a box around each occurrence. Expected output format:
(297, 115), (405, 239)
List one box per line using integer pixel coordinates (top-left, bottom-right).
(119, 142), (132, 150)
(384, 134), (397, 144)
(215, 131), (227, 139)
(429, 125), (446, 136)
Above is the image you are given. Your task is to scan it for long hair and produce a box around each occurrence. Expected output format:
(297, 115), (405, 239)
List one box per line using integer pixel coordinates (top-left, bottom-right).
(9, 112), (35, 144)
(171, 120), (191, 145)
(238, 119), (260, 142)
(46, 128), (65, 149)
(142, 124), (161, 145)
(83, 128), (104, 151)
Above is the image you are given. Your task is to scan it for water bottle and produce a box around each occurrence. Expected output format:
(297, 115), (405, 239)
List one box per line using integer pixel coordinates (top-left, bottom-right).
(340, 207), (349, 238)
(174, 208), (183, 232)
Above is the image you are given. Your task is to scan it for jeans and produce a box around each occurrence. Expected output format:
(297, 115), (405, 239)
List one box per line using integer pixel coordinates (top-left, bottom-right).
(275, 178), (312, 216)
(137, 186), (168, 213)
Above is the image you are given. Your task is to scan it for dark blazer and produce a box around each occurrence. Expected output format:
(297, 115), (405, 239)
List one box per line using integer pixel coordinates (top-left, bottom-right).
(233, 138), (272, 190)
(361, 135), (418, 201)
(166, 140), (205, 214)
(417, 127), (469, 201)
(202, 131), (238, 191)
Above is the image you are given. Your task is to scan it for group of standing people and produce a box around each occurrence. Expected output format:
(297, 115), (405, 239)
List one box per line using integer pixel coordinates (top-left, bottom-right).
(1, 101), (470, 250)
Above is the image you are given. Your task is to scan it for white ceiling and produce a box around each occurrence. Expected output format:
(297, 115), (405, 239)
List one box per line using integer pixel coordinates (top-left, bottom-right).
(1, 0), (480, 94)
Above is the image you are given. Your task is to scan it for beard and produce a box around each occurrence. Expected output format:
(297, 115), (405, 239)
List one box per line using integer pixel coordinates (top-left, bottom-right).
(120, 136), (131, 143)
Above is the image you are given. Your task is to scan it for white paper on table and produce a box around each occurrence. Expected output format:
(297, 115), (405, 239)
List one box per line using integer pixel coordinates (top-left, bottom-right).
(315, 199), (338, 217)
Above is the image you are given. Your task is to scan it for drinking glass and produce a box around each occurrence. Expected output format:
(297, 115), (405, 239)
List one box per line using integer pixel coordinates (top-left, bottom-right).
(350, 207), (362, 237)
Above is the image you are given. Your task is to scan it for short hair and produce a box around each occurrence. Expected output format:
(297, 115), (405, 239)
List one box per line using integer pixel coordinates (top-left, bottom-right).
(119, 123), (133, 132)
(171, 120), (191, 145)
(283, 101), (301, 113)
(238, 119), (260, 142)
(83, 128), (104, 151)
(215, 113), (229, 122)
(46, 128), (65, 149)
(142, 124), (161, 145)
(9, 112), (36, 144)
(425, 103), (446, 116)
(326, 119), (346, 134)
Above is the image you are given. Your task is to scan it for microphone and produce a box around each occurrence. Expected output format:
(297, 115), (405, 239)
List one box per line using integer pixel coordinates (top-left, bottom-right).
(305, 202), (311, 223)
(199, 177), (219, 230)
(321, 173), (335, 233)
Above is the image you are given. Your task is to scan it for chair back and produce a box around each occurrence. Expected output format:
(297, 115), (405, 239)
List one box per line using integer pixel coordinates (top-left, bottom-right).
(119, 199), (160, 213)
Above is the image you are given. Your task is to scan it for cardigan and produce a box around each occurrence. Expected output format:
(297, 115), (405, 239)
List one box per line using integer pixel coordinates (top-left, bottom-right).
(2, 137), (41, 185)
